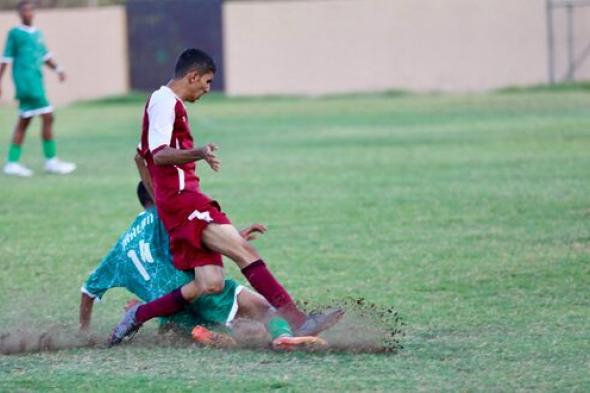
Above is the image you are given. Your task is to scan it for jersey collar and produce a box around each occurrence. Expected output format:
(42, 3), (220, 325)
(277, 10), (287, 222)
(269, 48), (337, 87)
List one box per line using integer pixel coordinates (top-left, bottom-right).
(17, 25), (37, 33)
(161, 85), (186, 108)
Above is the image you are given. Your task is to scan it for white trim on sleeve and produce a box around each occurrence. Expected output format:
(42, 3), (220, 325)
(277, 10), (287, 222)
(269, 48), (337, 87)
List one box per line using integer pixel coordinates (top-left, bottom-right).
(80, 286), (102, 303)
(147, 86), (177, 152)
(1, 56), (13, 64)
(42, 52), (53, 61)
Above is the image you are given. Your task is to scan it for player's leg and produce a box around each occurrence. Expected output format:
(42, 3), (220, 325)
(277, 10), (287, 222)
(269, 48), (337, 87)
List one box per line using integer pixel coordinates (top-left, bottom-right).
(41, 112), (53, 140)
(180, 264), (225, 301)
(235, 287), (274, 321)
(202, 223), (344, 336)
(4, 116), (33, 177)
(110, 218), (228, 345)
(11, 116), (31, 145)
(202, 223), (308, 326)
(234, 289), (328, 350)
(40, 112), (76, 174)
(133, 265), (224, 326)
(110, 263), (228, 345)
(235, 289), (291, 338)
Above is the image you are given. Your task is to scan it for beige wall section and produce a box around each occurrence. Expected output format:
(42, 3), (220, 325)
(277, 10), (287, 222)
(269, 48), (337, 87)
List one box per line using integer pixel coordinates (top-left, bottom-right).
(0, 6), (128, 108)
(223, 0), (590, 95)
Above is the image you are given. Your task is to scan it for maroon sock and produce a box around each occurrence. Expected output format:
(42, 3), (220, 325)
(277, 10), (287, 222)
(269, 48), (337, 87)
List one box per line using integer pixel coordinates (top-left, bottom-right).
(241, 259), (307, 328)
(135, 287), (187, 324)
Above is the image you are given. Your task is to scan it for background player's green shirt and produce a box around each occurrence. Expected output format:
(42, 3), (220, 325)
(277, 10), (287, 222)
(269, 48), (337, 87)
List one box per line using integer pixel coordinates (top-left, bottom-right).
(82, 207), (242, 331)
(2, 26), (49, 100)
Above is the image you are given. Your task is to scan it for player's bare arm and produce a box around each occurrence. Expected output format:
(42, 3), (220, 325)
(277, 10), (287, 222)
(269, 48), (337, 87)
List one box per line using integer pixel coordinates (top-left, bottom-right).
(79, 293), (95, 331)
(44, 57), (66, 82)
(153, 143), (220, 171)
(134, 153), (155, 201)
(0, 62), (7, 97)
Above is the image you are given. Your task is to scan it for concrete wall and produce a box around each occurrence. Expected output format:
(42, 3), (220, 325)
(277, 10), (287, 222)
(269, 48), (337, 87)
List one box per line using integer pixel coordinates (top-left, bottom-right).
(0, 1), (587, 102)
(223, 0), (590, 96)
(0, 6), (128, 107)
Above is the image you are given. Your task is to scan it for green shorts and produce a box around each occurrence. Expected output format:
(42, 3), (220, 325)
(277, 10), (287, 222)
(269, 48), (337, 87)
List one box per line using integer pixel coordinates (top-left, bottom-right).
(18, 94), (52, 118)
(159, 279), (244, 333)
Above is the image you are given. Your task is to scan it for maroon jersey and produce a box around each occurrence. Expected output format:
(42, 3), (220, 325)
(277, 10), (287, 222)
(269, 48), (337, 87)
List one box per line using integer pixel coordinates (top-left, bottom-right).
(138, 86), (214, 230)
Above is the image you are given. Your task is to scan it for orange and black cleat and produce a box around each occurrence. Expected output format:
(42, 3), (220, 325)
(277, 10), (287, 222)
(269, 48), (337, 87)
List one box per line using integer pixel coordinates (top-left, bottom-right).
(272, 335), (328, 351)
(191, 325), (238, 348)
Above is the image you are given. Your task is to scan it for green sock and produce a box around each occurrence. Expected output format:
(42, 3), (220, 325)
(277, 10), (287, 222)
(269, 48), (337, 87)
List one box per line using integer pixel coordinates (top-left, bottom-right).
(7, 144), (22, 163)
(267, 316), (294, 340)
(42, 139), (56, 159)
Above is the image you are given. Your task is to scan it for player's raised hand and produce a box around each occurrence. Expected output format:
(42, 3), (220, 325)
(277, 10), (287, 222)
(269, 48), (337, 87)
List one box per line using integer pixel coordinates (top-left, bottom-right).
(240, 223), (268, 241)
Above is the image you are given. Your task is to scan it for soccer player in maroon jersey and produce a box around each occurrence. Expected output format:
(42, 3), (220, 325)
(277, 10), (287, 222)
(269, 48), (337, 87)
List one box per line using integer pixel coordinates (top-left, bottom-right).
(110, 49), (343, 345)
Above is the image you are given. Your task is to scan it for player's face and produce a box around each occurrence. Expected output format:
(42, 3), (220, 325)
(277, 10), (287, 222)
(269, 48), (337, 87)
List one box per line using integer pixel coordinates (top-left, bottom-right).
(19, 4), (34, 26)
(187, 71), (214, 102)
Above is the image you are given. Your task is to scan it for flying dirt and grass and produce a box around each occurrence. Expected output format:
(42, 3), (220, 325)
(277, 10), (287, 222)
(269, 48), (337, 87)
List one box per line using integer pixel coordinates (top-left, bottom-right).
(1, 86), (589, 391)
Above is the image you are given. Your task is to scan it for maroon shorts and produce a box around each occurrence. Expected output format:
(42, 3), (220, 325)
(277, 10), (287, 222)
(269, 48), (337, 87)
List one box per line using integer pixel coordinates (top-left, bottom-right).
(168, 199), (232, 270)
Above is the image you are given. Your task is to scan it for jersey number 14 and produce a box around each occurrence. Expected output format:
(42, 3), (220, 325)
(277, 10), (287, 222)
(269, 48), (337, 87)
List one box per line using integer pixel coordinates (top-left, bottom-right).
(127, 240), (154, 281)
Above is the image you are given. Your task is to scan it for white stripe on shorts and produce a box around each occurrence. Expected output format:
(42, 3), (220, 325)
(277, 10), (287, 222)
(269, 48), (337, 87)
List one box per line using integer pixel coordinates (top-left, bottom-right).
(20, 105), (53, 118)
(225, 285), (245, 326)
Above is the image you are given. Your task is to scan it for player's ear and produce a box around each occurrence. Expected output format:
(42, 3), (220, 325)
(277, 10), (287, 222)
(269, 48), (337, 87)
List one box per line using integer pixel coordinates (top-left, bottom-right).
(187, 70), (200, 84)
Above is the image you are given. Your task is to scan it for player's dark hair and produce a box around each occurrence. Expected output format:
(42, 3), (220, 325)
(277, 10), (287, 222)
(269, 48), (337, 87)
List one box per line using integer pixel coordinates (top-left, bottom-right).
(17, 0), (33, 10)
(137, 181), (153, 208)
(173, 48), (216, 79)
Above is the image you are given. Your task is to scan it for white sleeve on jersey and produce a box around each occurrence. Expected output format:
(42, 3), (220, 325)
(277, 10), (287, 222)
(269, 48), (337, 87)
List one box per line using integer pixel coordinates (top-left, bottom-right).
(147, 88), (177, 152)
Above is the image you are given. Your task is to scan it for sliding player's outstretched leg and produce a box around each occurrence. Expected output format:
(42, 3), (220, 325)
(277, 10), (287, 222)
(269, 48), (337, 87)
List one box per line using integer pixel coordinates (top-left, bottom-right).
(192, 325), (237, 348)
(272, 335), (328, 351)
(232, 291), (329, 351)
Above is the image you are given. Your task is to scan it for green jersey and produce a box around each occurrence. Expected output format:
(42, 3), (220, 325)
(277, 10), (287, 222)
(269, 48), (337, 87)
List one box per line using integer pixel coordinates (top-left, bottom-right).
(82, 208), (243, 331)
(2, 25), (51, 113)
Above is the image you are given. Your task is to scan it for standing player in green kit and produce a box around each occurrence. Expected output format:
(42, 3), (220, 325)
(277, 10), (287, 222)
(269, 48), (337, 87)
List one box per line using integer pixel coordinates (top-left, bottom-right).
(0, 0), (75, 177)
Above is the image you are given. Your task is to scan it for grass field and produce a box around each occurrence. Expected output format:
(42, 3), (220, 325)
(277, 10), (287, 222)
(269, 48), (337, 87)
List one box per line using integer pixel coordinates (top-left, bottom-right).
(0, 87), (589, 392)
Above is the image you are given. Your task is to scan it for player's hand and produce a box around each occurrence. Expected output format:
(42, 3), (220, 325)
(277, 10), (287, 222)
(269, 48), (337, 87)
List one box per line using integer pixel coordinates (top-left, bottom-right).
(58, 71), (66, 82)
(200, 143), (220, 172)
(240, 223), (267, 241)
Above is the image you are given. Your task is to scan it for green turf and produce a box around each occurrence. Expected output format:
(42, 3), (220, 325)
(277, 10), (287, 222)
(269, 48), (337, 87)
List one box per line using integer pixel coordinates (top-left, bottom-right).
(1, 88), (589, 392)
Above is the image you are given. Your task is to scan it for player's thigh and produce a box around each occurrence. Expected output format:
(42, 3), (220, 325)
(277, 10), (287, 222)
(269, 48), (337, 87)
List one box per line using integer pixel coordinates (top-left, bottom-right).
(202, 223), (259, 265)
(41, 112), (54, 123)
(17, 116), (32, 129)
(194, 264), (225, 293)
(236, 288), (272, 321)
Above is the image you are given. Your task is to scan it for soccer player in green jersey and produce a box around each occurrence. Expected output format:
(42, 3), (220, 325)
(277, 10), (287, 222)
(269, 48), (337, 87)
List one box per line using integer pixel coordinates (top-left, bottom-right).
(0, 0), (75, 177)
(79, 182), (327, 350)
